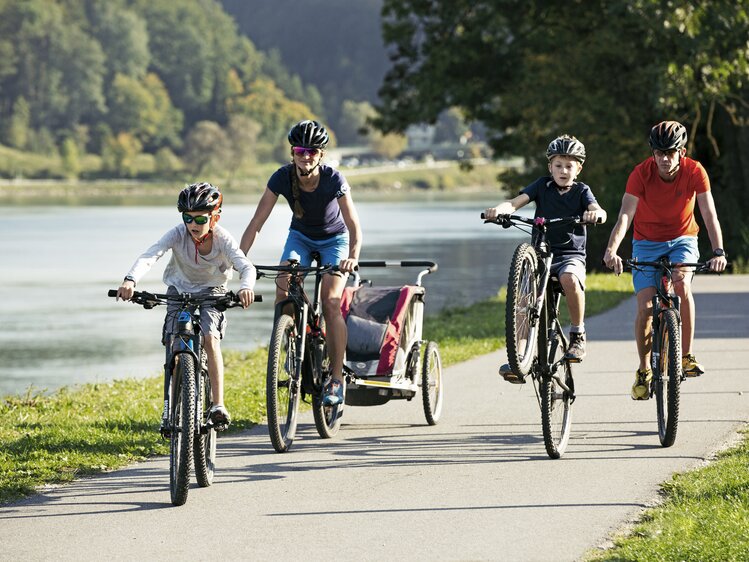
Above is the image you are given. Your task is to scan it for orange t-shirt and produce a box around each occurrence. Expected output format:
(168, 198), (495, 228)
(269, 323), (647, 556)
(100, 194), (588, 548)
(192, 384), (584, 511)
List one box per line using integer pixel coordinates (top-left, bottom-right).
(625, 156), (710, 241)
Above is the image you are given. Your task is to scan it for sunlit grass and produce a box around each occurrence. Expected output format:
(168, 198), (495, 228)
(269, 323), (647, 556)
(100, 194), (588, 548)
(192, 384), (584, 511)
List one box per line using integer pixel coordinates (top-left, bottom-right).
(588, 429), (749, 561)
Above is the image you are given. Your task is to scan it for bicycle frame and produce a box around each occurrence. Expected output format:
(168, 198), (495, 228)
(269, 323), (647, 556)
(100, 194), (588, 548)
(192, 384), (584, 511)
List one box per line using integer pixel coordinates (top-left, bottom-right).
(260, 257), (332, 398)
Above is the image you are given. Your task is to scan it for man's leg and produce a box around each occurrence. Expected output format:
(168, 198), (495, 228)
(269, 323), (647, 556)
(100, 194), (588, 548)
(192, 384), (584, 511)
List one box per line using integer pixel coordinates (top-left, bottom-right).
(635, 287), (656, 371)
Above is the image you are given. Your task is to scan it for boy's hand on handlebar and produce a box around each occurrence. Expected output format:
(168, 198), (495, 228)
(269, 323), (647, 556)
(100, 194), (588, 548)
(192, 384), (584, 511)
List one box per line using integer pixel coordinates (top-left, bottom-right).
(117, 280), (135, 301)
(603, 249), (623, 275)
(238, 288), (254, 308)
(582, 210), (605, 224)
(339, 258), (358, 273)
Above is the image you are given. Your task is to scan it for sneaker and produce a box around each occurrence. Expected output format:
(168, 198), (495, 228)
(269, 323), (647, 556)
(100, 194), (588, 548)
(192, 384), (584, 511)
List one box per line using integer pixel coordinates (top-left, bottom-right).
(499, 363), (525, 384)
(322, 380), (344, 406)
(565, 332), (586, 362)
(682, 354), (704, 377)
(207, 404), (231, 430)
(631, 369), (652, 400)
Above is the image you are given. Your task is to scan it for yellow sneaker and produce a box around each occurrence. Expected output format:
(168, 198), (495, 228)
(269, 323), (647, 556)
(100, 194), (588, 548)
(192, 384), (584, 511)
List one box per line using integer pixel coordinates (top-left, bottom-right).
(631, 369), (652, 400)
(682, 354), (704, 377)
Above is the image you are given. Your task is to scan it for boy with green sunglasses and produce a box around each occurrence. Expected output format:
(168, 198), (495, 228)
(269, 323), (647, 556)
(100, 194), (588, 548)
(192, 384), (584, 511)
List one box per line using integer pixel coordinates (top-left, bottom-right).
(116, 183), (256, 428)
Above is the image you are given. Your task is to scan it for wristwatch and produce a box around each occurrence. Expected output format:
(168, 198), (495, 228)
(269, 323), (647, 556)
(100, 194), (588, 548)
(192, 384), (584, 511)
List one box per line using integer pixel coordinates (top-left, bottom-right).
(123, 275), (136, 284)
(712, 248), (726, 258)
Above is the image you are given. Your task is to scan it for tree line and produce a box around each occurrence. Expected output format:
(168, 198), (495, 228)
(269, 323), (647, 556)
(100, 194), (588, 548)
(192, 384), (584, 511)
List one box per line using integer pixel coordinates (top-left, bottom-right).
(373, 0), (749, 269)
(0, 0), (328, 178)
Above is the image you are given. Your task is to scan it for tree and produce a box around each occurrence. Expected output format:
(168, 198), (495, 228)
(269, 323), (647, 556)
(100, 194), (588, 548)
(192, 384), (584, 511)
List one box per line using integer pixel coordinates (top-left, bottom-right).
(107, 73), (183, 150)
(225, 114), (262, 178)
(60, 137), (81, 179)
(182, 120), (231, 177)
(4, 97), (30, 149)
(102, 132), (142, 177)
(370, 130), (407, 159)
(375, 0), (749, 267)
(338, 100), (376, 146)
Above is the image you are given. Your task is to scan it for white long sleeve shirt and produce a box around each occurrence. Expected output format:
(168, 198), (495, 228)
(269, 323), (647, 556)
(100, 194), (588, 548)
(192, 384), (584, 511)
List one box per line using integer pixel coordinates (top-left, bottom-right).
(125, 224), (256, 293)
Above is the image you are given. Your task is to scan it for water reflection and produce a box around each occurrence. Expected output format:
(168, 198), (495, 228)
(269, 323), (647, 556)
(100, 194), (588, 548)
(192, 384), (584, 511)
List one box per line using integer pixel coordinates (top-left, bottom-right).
(0, 200), (528, 396)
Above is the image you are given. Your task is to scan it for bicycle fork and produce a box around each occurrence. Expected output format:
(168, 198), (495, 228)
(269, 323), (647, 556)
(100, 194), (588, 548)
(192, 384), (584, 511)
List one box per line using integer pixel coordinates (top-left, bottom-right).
(161, 311), (201, 438)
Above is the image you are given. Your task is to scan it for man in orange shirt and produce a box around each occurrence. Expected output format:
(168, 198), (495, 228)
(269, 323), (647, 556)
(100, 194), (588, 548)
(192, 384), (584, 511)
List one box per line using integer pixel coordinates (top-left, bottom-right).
(604, 121), (727, 399)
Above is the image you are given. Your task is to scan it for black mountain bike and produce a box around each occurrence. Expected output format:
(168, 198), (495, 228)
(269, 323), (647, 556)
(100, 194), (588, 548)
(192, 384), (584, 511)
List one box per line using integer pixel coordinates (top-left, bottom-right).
(623, 257), (709, 447)
(256, 255), (347, 453)
(484, 213), (597, 458)
(108, 289), (257, 505)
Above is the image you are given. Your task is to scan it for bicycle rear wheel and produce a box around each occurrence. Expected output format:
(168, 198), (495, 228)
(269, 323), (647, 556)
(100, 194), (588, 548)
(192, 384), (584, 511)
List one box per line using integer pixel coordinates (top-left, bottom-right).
(655, 308), (681, 447)
(312, 332), (342, 438)
(540, 329), (573, 459)
(421, 341), (443, 425)
(194, 350), (216, 487)
(170, 354), (195, 506)
(267, 314), (301, 452)
(506, 243), (539, 378)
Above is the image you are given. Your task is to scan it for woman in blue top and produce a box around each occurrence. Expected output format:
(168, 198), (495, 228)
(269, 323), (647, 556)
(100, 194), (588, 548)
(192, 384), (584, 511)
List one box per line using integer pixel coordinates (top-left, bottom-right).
(241, 120), (362, 406)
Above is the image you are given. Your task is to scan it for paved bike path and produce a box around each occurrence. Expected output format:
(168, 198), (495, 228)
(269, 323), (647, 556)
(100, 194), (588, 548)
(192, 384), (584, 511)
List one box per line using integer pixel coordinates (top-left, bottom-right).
(2, 275), (748, 561)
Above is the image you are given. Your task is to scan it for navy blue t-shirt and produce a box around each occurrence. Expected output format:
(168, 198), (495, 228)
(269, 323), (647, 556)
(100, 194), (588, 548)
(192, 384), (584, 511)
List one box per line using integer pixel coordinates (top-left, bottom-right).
(520, 177), (597, 259)
(268, 164), (350, 240)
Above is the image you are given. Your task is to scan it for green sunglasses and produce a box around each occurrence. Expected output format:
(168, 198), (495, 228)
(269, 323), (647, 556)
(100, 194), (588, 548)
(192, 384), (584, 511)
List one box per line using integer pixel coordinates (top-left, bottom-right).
(182, 212), (211, 225)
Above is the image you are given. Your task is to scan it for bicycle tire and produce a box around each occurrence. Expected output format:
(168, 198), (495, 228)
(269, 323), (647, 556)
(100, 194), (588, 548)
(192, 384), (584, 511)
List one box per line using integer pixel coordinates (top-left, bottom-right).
(267, 314), (300, 452)
(312, 327), (342, 438)
(194, 350), (216, 487)
(655, 308), (681, 447)
(170, 354), (195, 506)
(422, 341), (443, 425)
(506, 243), (539, 378)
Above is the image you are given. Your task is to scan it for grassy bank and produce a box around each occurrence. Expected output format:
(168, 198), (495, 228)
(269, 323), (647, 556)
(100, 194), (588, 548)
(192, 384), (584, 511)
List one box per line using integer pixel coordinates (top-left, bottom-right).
(3, 272), (748, 561)
(0, 160), (509, 206)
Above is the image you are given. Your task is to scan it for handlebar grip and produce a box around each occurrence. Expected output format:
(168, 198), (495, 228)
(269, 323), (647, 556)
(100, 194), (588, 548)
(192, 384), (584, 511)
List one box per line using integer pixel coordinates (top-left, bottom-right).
(108, 289), (117, 297)
(254, 294), (263, 302)
(356, 261), (388, 268)
(480, 212), (486, 219)
(401, 260), (438, 272)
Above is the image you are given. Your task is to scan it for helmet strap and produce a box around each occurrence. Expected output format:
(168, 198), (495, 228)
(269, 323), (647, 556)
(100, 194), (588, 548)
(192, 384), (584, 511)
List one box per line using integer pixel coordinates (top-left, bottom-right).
(297, 161), (320, 177)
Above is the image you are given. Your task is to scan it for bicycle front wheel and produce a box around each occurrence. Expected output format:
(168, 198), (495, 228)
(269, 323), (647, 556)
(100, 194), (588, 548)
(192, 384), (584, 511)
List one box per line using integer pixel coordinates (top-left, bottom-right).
(312, 333), (342, 439)
(194, 351), (216, 487)
(655, 308), (682, 447)
(170, 354), (196, 506)
(506, 243), (539, 378)
(267, 314), (301, 452)
(540, 334), (573, 459)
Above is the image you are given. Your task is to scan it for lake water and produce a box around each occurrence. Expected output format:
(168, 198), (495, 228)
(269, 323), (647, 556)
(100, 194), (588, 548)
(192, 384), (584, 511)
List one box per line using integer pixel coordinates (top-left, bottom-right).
(0, 199), (529, 397)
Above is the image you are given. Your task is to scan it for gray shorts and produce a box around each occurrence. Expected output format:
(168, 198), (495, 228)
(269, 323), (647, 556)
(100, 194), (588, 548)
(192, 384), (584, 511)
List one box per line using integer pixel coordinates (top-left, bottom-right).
(551, 256), (586, 291)
(162, 286), (227, 345)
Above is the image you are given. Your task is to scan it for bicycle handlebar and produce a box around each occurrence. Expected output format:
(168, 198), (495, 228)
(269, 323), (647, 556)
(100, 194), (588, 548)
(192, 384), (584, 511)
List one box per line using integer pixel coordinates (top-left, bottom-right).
(356, 260), (438, 274)
(107, 289), (262, 308)
(480, 213), (602, 226)
(255, 262), (344, 278)
(622, 258), (712, 273)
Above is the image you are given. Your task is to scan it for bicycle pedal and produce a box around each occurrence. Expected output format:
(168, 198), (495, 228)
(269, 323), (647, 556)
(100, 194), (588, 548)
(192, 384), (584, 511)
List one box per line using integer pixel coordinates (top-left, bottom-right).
(499, 366), (525, 384)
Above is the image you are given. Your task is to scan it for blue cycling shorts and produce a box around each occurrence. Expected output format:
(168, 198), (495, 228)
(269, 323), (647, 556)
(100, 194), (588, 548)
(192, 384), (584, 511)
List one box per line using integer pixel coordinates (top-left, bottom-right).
(631, 236), (700, 293)
(281, 229), (349, 267)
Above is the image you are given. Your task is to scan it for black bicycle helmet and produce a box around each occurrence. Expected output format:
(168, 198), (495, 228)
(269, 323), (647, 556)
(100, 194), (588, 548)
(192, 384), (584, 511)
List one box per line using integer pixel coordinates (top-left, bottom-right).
(546, 134), (586, 163)
(288, 119), (329, 149)
(648, 120), (687, 151)
(177, 182), (223, 213)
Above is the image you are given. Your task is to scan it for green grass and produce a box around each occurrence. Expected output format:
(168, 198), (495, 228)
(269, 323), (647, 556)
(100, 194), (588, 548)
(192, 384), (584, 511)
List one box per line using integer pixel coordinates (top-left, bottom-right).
(588, 430), (749, 561)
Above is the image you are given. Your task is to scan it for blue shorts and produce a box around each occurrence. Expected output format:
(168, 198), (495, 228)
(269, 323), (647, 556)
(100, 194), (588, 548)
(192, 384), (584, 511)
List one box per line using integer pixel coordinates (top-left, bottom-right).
(631, 236), (700, 293)
(281, 229), (349, 267)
